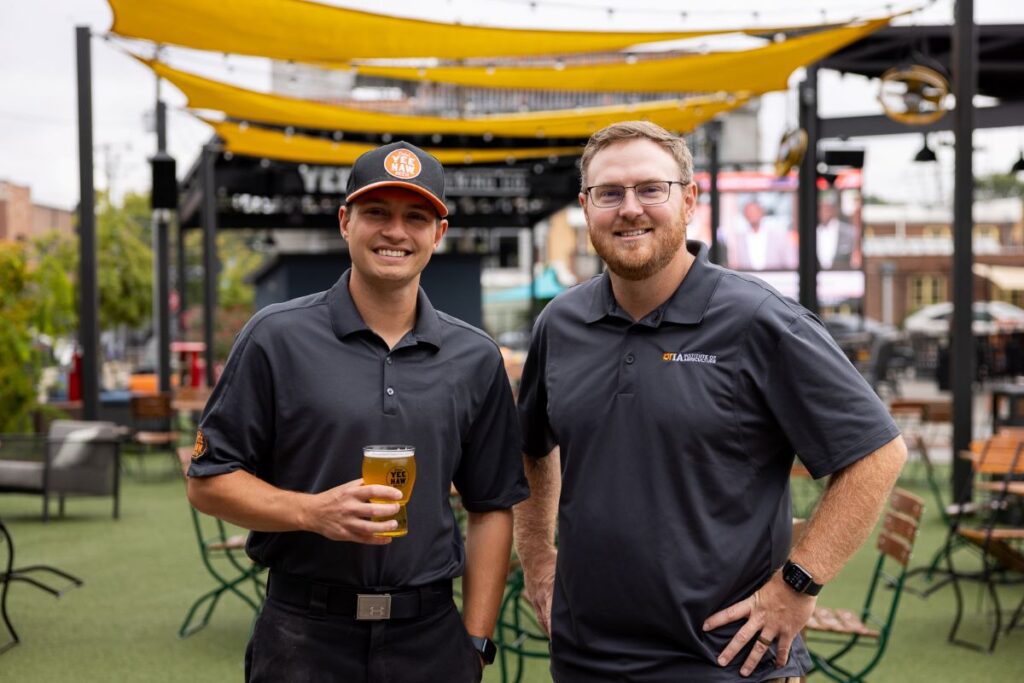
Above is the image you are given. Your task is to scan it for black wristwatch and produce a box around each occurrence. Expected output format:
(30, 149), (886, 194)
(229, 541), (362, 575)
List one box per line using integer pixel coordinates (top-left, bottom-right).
(469, 636), (497, 665)
(781, 560), (823, 596)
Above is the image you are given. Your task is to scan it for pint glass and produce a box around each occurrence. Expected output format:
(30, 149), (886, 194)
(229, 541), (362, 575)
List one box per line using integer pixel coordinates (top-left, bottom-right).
(362, 445), (416, 537)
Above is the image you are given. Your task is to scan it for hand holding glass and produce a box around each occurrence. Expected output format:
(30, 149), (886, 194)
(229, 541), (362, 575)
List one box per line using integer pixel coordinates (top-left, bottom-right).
(362, 445), (416, 537)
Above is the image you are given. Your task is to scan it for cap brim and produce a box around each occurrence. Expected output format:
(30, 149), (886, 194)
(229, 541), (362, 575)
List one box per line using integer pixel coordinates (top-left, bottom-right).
(346, 181), (448, 218)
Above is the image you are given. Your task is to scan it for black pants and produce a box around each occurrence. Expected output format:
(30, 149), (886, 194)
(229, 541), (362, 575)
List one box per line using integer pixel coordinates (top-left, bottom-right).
(245, 595), (483, 683)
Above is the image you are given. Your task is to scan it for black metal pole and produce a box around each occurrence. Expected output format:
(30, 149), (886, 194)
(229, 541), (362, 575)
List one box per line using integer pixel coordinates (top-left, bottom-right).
(951, 0), (976, 502)
(76, 26), (100, 420)
(156, 84), (167, 151)
(529, 224), (539, 322)
(154, 100), (172, 394)
(201, 145), (219, 388)
(707, 121), (721, 264)
(177, 219), (187, 339)
(797, 66), (820, 313)
(153, 208), (172, 394)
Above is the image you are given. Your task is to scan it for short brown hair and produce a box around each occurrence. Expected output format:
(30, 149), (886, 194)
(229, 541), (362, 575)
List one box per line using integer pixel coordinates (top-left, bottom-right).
(579, 121), (693, 191)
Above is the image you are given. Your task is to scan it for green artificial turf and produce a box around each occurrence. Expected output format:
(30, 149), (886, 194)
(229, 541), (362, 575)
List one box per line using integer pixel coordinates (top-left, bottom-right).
(1, 458), (1022, 682)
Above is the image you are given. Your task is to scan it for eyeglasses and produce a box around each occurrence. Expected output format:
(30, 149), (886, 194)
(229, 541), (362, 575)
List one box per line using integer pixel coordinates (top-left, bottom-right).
(584, 180), (687, 208)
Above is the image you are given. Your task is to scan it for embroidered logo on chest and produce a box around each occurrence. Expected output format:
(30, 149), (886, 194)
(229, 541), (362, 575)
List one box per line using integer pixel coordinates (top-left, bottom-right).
(661, 352), (718, 364)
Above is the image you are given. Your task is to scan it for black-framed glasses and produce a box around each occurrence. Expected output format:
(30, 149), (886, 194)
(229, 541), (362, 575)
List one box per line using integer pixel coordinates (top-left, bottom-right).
(584, 180), (687, 208)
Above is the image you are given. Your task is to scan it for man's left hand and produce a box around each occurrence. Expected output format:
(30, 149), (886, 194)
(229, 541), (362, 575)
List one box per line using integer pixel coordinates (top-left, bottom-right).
(702, 572), (816, 677)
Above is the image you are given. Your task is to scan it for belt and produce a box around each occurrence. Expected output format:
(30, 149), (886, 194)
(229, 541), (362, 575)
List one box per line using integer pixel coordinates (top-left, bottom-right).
(267, 572), (452, 621)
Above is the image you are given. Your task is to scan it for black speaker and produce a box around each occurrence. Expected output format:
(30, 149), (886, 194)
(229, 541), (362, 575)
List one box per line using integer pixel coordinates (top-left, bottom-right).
(821, 149), (865, 169)
(151, 152), (178, 209)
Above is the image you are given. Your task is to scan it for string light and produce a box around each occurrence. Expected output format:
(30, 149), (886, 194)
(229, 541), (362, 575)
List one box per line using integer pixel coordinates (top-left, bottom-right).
(464, 0), (929, 20)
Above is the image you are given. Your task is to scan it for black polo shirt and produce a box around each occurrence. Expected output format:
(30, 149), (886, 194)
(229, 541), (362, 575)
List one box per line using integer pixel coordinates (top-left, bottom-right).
(190, 269), (529, 589)
(518, 241), (900, 682)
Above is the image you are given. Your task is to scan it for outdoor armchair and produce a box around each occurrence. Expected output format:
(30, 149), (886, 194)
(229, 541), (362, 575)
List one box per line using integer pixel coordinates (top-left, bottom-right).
(175, 448), (265, 638)
(0, 420), (125, 521)
(128, 392), (181, 477)
(946, 435), (1024, 652)
(805, 488), (924, 683)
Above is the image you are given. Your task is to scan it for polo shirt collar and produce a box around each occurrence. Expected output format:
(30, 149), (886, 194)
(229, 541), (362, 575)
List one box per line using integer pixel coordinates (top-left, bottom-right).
(584, 241), (721, 326)
(328, 269), (443, 349)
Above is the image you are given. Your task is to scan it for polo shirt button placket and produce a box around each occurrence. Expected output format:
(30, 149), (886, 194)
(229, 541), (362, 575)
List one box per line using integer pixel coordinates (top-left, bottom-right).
(383, 353), (397, 415)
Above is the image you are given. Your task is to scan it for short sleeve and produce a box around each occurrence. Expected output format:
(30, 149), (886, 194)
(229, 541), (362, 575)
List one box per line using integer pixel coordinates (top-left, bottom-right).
(756, 312), (900, 479)
(453, 353), (529, 512)
(517, 313), (557, 458)
(188, 322), (276, 478)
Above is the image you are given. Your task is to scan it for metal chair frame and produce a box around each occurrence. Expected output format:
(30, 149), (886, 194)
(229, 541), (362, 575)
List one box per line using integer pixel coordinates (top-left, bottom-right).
(945, 438), (1024, 653)
(496, 567), (551, 683)
(179, 509), (266, 638)
(175, 448), (265, 638)
(806, 488), (924, 683)
(0, 516), (84, 655)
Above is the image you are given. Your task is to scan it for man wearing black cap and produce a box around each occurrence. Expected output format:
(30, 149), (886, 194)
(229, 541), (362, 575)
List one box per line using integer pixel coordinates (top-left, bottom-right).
(186, 141), (528, 682)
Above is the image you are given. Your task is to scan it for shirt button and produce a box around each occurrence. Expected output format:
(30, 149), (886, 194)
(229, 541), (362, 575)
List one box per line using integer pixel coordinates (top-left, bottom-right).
(386, 387), (395, 396)
(385, 356), (393, 365)
(625, 353), (635, 364)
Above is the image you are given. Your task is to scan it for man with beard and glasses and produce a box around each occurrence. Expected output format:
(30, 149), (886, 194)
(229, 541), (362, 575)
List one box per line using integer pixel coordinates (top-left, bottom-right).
(513, 121), (906, 682)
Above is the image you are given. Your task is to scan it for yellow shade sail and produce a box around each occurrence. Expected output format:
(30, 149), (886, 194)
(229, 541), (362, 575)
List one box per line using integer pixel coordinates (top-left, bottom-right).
(208, 120), (582, 166)
(354, 18), (890, 93)
(149, 60), (745, 138)
(109, 0), (753, 61)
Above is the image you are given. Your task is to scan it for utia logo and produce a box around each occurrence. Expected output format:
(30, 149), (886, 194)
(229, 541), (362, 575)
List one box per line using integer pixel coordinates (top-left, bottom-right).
(662, 352), (717, 364)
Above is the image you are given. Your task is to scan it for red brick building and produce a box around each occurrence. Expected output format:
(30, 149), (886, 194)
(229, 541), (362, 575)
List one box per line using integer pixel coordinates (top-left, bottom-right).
(862, 199), (1024, 325)
(0, 179), (74, 242)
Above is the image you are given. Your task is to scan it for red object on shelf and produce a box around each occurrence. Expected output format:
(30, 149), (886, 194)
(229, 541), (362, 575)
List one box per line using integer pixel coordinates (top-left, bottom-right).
(171, 341), (206, 388)
(68, 349), (82, 401)
(190, 352), (203, 388)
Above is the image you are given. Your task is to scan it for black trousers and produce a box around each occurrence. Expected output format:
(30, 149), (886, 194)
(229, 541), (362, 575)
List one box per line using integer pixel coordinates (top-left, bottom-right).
(246, 595), (483, 683)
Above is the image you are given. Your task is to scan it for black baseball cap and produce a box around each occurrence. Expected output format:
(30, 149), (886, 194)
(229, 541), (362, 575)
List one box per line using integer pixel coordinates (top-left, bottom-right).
(345, 141), (448, 217)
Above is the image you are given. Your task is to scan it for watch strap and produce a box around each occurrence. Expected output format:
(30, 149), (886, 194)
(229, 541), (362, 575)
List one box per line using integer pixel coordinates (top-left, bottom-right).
(469, 635), (497, 664)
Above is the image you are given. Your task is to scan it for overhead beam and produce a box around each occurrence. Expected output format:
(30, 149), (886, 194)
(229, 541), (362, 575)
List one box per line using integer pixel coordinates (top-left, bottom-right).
(820, 100), (1024, 139)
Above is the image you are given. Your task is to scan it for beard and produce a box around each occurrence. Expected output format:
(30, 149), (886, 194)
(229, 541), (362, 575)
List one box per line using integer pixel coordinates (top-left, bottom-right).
(589, 215), (687, 281)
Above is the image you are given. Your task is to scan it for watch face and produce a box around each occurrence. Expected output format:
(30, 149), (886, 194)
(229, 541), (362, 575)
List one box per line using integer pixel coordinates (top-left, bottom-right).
(783, 563), (812, 592)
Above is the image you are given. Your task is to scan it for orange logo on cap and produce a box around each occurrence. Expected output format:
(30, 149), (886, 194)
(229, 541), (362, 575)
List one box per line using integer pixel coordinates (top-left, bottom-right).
(384, 149), (422, 179)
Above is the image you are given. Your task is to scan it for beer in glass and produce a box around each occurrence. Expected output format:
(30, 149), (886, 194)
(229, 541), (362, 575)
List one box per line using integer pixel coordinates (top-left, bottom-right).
(362, 445), (416, 537)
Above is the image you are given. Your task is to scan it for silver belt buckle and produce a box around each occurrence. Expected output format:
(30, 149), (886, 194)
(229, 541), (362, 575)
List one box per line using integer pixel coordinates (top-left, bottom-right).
(356, 593), (392, 620)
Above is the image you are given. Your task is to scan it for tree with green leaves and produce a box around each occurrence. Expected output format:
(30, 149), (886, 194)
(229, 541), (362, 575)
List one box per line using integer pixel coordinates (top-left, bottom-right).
(0, 239), (77, 432)
(96, 191), (153, 330)
(0, 191), (157, 431)
(975, 173), (1024, 200)
(181, 229), (264, 360)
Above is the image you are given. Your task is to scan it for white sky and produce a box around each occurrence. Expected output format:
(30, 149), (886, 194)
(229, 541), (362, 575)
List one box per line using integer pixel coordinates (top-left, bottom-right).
(0, 0), (1021, 210)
